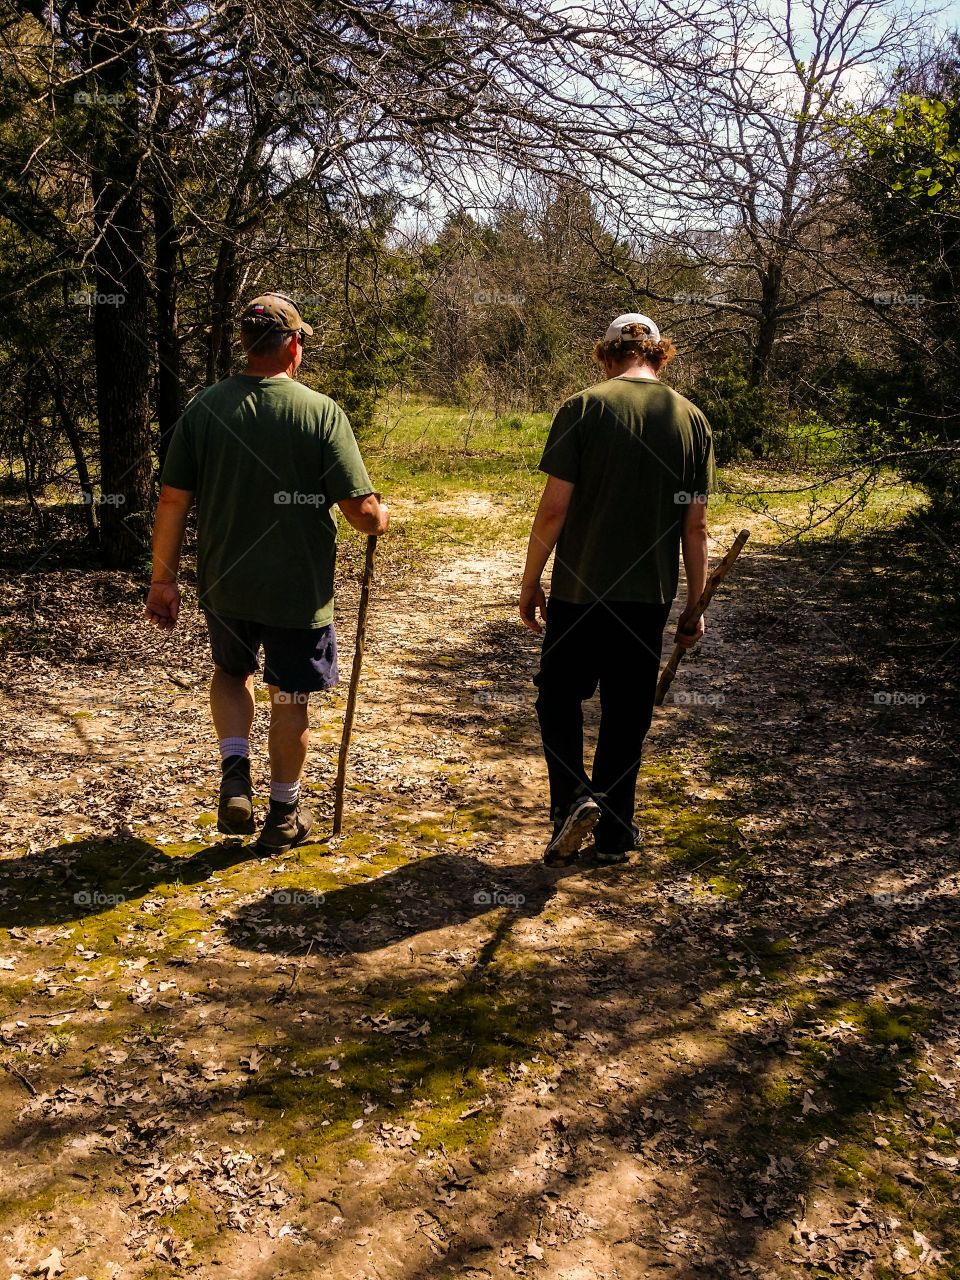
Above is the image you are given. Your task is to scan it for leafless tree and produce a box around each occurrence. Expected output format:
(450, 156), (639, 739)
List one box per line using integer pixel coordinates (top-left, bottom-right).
(594, 0), (935, 384)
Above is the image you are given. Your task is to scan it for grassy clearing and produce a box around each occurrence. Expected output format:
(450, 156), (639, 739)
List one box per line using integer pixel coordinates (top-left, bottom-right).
(367, 396), (552, 487)
(336, 396), (926, 572)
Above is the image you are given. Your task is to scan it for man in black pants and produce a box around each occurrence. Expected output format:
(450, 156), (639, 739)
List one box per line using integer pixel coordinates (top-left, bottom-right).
(519, 313), (715, 866)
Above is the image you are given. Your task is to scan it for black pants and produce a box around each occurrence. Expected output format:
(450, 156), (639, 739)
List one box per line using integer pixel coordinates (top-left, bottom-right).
(534, 597), (672, 852)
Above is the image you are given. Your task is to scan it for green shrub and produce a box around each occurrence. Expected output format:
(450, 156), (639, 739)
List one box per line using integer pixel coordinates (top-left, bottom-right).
(686, 354), (789, 463)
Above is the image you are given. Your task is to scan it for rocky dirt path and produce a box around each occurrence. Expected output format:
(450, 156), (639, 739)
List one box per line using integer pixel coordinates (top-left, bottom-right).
(1, 503), (959, 1280)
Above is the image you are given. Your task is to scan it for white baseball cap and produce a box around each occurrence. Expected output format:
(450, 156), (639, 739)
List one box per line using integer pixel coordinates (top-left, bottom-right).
(604, 312), (661, 343)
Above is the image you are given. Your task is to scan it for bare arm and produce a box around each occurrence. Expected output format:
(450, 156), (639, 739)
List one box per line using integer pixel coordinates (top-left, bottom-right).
(677, 498), (709, 650)
(144, 484), (193, 629)
(519, 475), (575, 634)
(337, 492), (390, 536)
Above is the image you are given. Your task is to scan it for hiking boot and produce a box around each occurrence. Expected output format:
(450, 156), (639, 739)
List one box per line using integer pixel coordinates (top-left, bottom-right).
(255, 799), (314, 855)
(590, 822), (642, 866)
(543, 795), (601, 867)
(217, 755), (255, 836)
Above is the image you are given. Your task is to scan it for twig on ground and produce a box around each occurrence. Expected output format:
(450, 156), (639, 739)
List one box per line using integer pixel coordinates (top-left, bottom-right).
(3, 1060), (38, 1096)
(269, 940), (315, 1004)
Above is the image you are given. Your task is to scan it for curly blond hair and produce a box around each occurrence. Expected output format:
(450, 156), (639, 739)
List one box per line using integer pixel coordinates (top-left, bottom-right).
(592, 321), (676, 372)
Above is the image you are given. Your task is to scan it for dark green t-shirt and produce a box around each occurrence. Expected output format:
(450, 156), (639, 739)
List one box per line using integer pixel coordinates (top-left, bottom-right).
(539, 376), (716, 604)
(161, 375), (373, 628)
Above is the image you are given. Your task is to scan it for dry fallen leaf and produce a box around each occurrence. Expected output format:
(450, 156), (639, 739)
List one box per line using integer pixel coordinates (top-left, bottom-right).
(33, 1248), (64, 1279)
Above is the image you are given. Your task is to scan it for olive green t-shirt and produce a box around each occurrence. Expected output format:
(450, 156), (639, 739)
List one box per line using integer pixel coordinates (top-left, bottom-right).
(161, 375), (373, 628)
(539, 376), (716, 604)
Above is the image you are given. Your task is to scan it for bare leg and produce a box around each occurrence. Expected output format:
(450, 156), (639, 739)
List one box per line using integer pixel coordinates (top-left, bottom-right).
(268, 688), (309, 784)
(210, 667), (256, 835)
(210, 667), (255, 740)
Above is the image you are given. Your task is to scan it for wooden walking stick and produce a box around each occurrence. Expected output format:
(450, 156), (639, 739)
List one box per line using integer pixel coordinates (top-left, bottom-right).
(655, 528), (750, 707)
(333, 534), (378, 835)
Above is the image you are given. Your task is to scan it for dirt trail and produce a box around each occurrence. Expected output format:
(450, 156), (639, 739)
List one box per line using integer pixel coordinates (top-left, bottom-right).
(1, 505), (959, 1280)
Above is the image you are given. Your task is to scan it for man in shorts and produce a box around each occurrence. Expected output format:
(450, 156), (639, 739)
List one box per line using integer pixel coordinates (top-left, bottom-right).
(519, 312), (715, 866)
(144, 292), (389, 853)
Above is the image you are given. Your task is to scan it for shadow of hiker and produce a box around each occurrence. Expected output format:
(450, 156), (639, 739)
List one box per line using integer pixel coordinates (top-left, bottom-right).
(0, 834), (265, 930)
(223, 851), (577, 955)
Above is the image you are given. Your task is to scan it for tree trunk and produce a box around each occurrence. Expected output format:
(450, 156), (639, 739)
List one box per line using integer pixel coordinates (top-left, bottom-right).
(150, 32), (183, 466)
(83, 14), (153, 568)
(153, 180), (182, 469)
(92, 182), (152, 568)
(750, 259), (783, 388)
(208, 235), (241, 383)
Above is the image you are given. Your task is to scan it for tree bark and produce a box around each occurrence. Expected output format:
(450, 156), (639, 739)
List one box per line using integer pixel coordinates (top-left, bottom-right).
(750, 259), (784, 387)
(153, 180), (182, 469)
(150, 33), (183, 467)
(82, 12), (153, 568)
(208, 234), (242, 383)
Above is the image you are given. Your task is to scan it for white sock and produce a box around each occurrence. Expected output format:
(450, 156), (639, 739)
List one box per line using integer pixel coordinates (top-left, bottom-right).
(270, 780), (301, 806)
(219, 737), (249, 760)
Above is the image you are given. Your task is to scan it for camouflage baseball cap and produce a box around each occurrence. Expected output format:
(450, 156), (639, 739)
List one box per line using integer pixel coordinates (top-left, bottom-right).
(240, 292), (314, 335)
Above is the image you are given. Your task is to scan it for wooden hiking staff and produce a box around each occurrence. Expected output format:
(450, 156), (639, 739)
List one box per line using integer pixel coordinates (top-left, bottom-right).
(333, 534), (378, 836)
(654, 528), (750, 707)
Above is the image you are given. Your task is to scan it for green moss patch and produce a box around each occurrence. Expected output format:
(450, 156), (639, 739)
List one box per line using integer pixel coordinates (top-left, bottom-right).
(639, 755), (752, 893)
(241, 973), (547, 1160)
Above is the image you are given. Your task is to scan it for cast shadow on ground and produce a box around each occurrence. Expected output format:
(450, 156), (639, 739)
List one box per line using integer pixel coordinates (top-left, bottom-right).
(223, 849), (578, 955)
(0, 835), (266, 930)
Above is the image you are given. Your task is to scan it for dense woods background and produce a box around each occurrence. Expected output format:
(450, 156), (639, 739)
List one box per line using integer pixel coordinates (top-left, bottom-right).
(0, 0), (958, 572)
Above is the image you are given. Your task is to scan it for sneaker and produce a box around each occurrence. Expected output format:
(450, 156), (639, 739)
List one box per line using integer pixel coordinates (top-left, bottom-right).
(217, 755), (255, 836)
(255, 800), (314, 855)
(543, 795), (601, 867)
(590, 822), (642, 866)
(592, 846), (630, 865)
